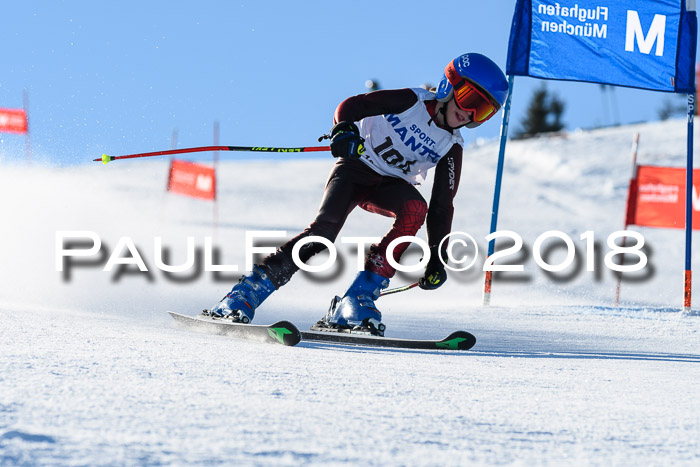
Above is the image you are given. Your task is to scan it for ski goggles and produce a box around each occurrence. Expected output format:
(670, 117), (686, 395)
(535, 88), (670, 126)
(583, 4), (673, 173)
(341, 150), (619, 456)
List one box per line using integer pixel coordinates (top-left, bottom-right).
(452, 78), (500, 123)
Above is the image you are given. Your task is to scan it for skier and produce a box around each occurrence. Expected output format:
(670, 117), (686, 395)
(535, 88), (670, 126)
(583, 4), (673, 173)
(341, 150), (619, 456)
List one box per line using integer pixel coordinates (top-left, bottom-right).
(208, 53), (508, 336)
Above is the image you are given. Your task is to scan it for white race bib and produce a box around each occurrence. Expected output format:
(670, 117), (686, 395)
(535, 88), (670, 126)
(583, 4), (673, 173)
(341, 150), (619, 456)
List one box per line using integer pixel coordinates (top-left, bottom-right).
(358, 88), (463, 185)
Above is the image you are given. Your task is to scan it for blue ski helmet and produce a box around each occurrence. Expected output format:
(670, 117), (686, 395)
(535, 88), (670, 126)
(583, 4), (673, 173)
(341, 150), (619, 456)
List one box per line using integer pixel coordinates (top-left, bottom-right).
(436, 53), (508, 126)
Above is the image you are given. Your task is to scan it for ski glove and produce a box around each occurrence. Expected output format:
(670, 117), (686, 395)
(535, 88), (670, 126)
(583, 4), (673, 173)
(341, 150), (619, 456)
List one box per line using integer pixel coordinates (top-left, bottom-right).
(329, 121), (366, 159)
(419, 246), (447, 290)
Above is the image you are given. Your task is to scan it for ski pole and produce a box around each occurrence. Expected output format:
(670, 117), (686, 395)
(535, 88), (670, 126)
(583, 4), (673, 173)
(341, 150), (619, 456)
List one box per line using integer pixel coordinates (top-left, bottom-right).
(94, 145), (331, 164)
(379, 281), (419, 297)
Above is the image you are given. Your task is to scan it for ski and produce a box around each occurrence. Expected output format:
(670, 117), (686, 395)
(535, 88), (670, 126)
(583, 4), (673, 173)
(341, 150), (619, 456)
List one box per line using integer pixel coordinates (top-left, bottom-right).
(168, 311), (301, 346)
(168, 311), (474, 350)
(300, 329), (476, 351)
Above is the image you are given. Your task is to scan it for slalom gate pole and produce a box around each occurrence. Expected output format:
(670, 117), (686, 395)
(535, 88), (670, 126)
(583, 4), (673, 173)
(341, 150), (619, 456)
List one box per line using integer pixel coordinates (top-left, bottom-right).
(212, 123), (220, 237)
(614, 132), (640, 307)
(482, 75), (515, 306)
(94, 145), (331, 164)
(683, 93), (695, 314)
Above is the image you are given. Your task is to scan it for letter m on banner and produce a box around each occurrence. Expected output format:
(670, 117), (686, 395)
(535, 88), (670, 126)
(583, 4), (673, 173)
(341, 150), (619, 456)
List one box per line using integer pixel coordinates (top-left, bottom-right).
(625, 10), (667, 56)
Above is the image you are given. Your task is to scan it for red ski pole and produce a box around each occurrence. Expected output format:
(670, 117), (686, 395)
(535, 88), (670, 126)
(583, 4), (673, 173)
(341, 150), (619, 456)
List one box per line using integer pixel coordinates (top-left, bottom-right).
(94, 145), (331, 164)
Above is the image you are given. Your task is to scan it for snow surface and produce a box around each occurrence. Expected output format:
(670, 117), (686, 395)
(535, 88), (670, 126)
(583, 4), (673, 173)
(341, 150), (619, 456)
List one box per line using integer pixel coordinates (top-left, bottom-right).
(1, 119), (700, 465)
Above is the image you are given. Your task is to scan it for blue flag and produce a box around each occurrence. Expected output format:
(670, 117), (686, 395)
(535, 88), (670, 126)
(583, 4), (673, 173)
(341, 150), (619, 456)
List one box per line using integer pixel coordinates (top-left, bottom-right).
(507, 0), (697, 93)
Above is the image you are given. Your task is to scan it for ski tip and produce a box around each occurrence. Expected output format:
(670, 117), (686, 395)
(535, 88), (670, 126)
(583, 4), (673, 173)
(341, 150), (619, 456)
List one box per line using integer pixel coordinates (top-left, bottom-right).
(268, 320), (302, 346)
(435, 331), (476, 351)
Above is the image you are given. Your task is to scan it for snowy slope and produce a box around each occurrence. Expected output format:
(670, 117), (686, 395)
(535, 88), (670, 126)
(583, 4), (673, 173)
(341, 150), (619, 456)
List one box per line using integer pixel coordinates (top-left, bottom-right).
(1, 119), (700, 465)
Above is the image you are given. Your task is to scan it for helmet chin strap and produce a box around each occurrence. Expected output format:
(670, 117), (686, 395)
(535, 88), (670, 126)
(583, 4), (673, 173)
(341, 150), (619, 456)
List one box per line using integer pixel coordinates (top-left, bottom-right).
(436, 100), (455, 131)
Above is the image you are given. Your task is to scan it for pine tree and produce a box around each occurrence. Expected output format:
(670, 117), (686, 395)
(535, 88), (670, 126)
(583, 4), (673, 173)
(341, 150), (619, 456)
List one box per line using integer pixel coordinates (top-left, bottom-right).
(517, 84), (566, 137)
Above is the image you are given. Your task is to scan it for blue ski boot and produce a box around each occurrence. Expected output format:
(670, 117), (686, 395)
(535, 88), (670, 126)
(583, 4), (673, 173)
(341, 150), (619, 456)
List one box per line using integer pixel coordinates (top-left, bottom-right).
(207, 265), (276, 323)
(313, 271), (389, 336)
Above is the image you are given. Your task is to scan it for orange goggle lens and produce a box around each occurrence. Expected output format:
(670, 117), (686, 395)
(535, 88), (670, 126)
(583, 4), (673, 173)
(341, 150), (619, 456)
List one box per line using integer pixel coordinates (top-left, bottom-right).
(453, 79), (499, 123)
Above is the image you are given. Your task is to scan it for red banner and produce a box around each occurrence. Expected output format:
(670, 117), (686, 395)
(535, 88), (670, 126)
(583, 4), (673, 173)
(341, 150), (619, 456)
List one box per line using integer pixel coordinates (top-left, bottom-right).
(167, 159), (216, 200)
(626, 165), (700, 230)
(0, 108), (28, 134)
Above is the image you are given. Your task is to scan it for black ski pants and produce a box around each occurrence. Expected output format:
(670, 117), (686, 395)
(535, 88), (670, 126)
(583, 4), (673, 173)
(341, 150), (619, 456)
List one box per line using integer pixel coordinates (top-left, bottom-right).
(261, 158), (428, 288)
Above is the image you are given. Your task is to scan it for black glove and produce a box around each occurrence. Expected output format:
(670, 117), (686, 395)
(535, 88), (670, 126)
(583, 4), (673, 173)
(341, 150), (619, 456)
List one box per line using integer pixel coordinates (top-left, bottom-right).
(329, 121), (365, 159)
(419, 246), (447, 290)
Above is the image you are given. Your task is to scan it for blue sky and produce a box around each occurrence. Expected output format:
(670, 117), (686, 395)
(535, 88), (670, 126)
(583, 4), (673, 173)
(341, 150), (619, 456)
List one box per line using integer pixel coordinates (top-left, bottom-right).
(0, 1), (695, 166)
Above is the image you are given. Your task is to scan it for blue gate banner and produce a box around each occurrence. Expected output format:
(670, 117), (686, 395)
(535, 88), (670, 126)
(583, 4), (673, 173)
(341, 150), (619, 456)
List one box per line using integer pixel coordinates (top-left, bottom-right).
(507, 0), (697, 93)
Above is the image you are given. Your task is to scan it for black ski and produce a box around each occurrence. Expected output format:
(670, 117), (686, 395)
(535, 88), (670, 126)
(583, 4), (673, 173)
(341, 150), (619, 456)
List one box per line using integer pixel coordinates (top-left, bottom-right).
(300, 329), (476, 351)
(168, 311), (301, 346)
